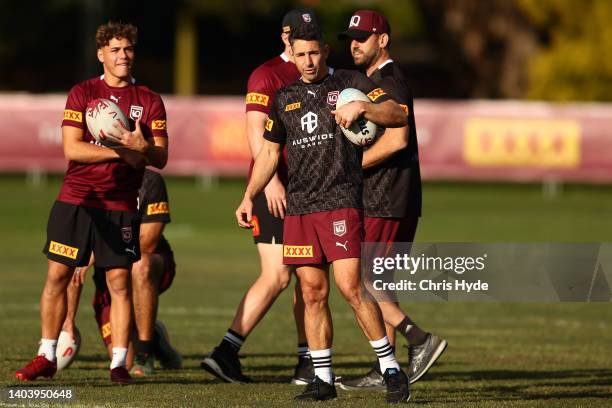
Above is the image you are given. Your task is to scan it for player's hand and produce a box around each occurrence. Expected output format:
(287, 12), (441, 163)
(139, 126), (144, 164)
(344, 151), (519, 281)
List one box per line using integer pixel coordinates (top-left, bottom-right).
(332, 101), (366, 128)
(236, 195), (254, 228)
(108, 119), (149, 154)
(264, 177), (287, 219)
(115, 147), (147, 168)
(71, 266), (89, 286)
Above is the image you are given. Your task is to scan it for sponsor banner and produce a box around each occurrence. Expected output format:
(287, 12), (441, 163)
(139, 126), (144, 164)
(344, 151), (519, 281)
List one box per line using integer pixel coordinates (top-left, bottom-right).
(362, 242), (612, 302)
(1, 96), (612, 182)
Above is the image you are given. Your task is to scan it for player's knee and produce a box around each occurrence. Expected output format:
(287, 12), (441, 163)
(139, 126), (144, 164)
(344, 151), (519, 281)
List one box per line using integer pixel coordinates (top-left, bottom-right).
(337, 283), (363, 308)
(106, 273), (130, 297)
(131, 255), (154, 286)
(300, 282), (328, 306)
(274, 267), (292, 291)
(45, 267), (72, 290)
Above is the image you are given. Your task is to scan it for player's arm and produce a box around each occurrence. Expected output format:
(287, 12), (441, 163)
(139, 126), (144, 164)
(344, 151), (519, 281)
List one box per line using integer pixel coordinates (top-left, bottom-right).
(139, 222), (164, 254)
(333, 99), (405, 129)
(246, 110), (286, 218)
(362, 126), (409, 169)
(236, 140), (282, 228)
(106, 121), (168, 169)
(62, 125), (121, 163)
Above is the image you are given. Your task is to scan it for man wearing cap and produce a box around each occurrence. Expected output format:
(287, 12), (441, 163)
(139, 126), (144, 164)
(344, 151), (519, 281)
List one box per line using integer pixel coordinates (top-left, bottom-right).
(200, 8), (319, 385)
(337, 10), (448, 390)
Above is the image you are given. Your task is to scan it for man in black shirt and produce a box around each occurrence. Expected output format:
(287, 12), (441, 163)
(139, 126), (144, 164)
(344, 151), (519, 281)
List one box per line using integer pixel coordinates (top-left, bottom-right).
(235, 23), (410, 403)
(337, 10), (447, 390)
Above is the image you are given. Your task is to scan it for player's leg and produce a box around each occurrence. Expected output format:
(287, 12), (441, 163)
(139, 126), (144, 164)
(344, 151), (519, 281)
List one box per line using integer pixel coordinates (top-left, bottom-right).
(333, 258), (410, 403)
(152, 250), (182, 370)
(229, 243), (291, 335)
(291, 279), (313, 385)
(294, 265), (337, 401)
(105, 267), (132, 383)
(372, 217), (447, 384)
(130, 252), (163, 376)
(201, 243), (290, 383)
(320, 208), (409, 403)
(16, 202), (91, 381)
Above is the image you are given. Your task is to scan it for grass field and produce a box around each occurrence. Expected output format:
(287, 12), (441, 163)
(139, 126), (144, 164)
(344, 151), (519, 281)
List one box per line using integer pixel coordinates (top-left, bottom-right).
(0, 175), (611, 407)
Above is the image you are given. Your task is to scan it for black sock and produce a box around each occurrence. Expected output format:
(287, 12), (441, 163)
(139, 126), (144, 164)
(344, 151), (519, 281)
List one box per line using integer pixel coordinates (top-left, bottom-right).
(396, 316), (428, 345)
(137, 340), (154, 355)
(219, 328), (245, 354)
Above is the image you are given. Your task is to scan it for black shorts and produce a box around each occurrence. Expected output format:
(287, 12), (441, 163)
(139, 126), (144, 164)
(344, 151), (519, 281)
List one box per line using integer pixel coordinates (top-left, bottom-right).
(43, 201), (141, 268)
(251, 193), (284, 245)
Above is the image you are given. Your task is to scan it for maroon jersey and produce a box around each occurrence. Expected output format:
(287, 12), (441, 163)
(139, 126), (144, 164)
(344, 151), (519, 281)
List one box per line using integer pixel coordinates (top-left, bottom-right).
(245, 53), (299, 183)
(60, 76), (168, 211)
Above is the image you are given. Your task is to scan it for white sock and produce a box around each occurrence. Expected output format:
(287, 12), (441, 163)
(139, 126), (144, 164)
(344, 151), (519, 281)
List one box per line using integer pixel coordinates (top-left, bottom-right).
(370, 336), (400, 373)
(310, 348), (333, 385)
(38, 339), (57, 362)
(110, 347), (128, 369)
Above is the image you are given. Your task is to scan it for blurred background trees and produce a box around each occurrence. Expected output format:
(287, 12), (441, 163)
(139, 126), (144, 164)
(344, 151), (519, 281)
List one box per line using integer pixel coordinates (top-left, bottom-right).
(0, 0), (608, 101)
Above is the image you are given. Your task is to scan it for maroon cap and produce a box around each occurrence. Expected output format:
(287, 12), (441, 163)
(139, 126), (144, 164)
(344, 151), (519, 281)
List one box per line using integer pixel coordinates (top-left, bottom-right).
(338, 10), (390, 40)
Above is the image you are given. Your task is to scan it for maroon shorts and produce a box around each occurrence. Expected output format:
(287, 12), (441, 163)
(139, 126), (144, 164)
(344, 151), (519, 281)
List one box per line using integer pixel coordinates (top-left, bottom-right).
(283, 208), (363, 265)
(363, 217), (418, 302)
(92, 250), (176, 346)
(364, 216), (419, 243)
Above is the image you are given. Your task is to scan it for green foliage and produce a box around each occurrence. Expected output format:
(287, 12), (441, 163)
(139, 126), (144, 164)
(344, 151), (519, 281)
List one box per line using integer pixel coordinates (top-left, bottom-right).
(520, 0), (612, 101)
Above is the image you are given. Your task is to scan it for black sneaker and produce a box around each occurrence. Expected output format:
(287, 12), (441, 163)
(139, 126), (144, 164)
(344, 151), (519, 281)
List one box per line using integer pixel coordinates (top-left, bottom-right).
(291, 356), (314, 385)
(200, 347), (252, 383)
(407, 333), (447, 384)
(153, 321), (183, 369)
(294, 376), (337, 401)
(337, 361), (385, 391)
(383, 368), (410, 403)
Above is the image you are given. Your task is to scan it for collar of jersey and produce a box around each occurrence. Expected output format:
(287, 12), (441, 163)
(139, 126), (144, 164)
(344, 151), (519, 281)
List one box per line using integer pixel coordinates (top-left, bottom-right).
(99, 74), (136, 90)
(377, 59), (394, 70)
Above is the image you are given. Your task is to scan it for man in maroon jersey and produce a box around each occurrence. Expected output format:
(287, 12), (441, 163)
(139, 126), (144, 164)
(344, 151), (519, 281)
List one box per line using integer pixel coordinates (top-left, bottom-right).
(336, 10), (447, 391)
(15, 21), (168, 384)
(236, 23), (411, 403)
(201, 8), (318, 385)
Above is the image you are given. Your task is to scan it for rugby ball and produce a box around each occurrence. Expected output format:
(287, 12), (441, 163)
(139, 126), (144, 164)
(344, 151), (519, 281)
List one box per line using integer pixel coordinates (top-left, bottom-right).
(336, 88), (378, 146)
(56, 327), (81, 370)
(85, 98), (129, 147)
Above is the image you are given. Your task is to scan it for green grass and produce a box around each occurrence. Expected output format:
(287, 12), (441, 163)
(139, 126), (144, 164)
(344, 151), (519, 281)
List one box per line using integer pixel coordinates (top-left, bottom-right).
(0, 175), (611, 407)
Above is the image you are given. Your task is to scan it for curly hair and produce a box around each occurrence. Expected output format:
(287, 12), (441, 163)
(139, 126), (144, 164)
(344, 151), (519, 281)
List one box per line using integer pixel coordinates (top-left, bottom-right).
(95, 21), (138, 49)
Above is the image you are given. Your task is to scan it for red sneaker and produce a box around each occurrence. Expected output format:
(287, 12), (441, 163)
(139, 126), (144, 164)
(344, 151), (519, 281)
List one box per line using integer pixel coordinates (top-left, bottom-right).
(15, 355), (57, 381)
(110, 366), (133, 384)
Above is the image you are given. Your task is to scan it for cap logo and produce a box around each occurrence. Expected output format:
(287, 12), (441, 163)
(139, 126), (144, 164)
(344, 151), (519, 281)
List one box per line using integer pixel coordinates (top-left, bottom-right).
(349, 15), (361, 28)
(302, 13), (311, 23)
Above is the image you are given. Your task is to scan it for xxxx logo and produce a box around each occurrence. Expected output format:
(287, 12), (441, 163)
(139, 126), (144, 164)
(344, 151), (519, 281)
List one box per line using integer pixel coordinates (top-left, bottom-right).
(284, 245), (314, 257)
(147, 201), (169, 215)
(246, 92), (270, 106)
(285, 102), (301, 112)
(49, 241), (78, 260)
(101, 322), (111, 338)
(152, 120), (166, 130)
(63, 109), (82, 123)
(367, 88), (386, 102)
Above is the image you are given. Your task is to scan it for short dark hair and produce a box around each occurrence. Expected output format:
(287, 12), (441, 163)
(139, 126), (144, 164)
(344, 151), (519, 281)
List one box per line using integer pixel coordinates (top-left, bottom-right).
(96, 21), (138, 49)
(289, 22), (323, 45)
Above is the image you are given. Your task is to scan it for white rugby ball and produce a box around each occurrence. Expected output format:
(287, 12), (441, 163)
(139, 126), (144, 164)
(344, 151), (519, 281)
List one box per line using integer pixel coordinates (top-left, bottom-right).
(56, 327), (81, 370)
(336, 88), (378, 146)
(85, 98), (129, 147)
